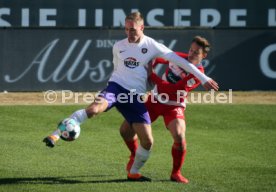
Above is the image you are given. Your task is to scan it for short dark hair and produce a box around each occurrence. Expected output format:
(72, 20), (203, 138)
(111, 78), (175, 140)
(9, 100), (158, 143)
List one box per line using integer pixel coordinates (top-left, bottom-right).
(192, 36), (211, 53)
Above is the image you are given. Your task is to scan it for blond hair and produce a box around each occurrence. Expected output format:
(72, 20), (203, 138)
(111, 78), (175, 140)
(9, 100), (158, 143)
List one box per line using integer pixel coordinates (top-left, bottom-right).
(125, 11), (144, 25)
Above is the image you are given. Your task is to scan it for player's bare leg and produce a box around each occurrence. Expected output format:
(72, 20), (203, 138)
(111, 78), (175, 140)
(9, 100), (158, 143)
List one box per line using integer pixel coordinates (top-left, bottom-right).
(127, 122), (153, 182)
(85, 96), (109, 118)
(167, 118), (189, 184)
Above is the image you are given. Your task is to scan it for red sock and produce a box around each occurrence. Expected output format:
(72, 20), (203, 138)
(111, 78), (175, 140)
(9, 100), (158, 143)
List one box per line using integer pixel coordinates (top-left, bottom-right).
(124, 139), (138, 158)
(124, 139), (138, 172)
(171, 140), (187, 175)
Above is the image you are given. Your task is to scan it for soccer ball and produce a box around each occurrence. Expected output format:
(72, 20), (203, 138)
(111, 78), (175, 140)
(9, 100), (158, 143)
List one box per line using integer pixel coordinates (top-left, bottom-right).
(58, 118), (81, 141)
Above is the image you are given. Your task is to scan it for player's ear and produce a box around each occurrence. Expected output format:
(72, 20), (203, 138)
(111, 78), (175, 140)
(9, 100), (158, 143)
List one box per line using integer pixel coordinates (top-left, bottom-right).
(140, 25), (144, 31)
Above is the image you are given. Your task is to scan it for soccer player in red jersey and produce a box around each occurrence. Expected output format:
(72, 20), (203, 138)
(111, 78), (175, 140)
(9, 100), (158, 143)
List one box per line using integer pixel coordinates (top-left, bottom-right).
(120, 36), (211, 183)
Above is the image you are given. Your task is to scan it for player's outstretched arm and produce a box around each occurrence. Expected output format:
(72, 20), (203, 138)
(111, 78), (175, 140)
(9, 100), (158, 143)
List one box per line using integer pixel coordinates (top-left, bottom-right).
(164, 52), (216, 87)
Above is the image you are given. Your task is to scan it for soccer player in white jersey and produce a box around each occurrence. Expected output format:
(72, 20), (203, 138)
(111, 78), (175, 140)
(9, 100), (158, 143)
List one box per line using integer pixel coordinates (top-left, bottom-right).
(43, 12), (219, 182)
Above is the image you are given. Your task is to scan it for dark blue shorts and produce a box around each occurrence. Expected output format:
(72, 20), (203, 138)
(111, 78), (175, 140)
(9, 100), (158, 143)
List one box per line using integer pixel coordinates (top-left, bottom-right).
(99, 82), (151, 124)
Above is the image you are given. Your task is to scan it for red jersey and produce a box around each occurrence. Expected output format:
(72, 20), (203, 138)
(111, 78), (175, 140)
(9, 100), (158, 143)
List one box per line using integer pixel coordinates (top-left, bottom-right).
(150, 52), (204, 107)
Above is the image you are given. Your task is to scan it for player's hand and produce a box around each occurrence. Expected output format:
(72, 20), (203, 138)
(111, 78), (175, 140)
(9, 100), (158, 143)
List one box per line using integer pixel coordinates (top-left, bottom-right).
(203, 79), (219, 91)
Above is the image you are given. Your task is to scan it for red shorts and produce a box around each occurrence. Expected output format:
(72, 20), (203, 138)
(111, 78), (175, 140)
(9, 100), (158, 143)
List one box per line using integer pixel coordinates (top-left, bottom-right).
(145, 95), (185, 127)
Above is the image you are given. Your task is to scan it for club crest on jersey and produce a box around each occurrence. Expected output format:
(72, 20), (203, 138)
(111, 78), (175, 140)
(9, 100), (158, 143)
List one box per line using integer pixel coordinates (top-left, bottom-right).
(141, 48), (148, 54)
(124, 57), (140, 68)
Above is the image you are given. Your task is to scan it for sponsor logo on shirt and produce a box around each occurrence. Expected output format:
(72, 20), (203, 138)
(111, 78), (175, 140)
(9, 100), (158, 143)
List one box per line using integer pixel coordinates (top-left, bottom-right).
(124, 57), (140, 68)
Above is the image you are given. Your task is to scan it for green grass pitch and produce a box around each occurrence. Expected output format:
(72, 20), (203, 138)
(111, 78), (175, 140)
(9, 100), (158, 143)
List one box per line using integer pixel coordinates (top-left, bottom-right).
(0, 104), (275, 192)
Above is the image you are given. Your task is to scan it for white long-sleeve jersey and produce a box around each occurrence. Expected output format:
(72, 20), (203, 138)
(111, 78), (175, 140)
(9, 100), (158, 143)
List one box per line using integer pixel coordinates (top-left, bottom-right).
(109, 35), (210, 93)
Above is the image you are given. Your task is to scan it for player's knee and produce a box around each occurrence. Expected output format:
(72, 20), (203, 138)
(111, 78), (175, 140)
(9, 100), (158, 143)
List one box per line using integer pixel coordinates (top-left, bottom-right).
(86, 105), (100, 117)
(141, 137), (153, 150)
(174, 134), (185, 143)
(173, 139), (186, 150)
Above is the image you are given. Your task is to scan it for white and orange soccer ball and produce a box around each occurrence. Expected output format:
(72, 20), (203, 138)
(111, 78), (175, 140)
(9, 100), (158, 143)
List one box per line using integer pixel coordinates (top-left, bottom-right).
(58, 118), (81, 141)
